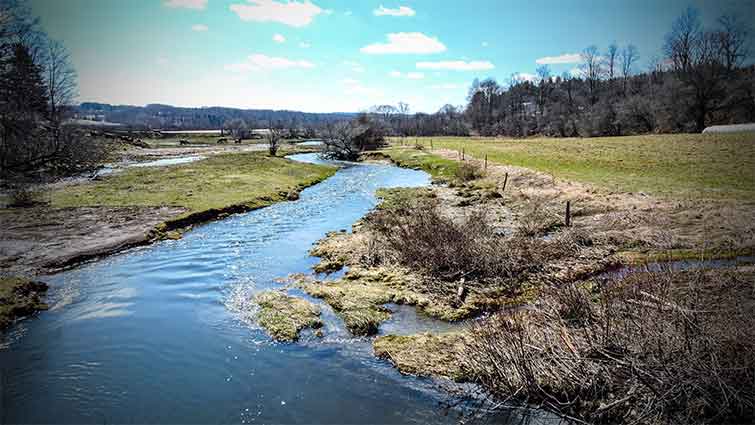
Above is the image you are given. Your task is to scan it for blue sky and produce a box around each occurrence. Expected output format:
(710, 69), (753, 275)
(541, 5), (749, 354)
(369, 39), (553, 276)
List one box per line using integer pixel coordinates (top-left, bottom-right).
(29, 0), (755, 113)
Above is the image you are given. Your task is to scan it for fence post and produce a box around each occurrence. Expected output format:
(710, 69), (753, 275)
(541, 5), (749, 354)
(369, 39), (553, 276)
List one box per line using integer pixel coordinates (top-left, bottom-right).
(484, 154), (488, 171)
(502, 172), (508, 193)
(565, 200), (571, 227)
(462, 148), (465, 161)
(430, 139), (433, 150)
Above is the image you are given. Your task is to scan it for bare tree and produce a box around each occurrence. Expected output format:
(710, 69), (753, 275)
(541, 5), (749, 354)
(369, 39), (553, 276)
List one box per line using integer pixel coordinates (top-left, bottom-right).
(715, 14), (750, 72)
(664, 6), (702, 74)
(580, 45), (603, 105)
(266, 121), (283, 156)
(620, 44), (639, 94)
(536, 65), (551, 115)
(605, 42), (618, 80)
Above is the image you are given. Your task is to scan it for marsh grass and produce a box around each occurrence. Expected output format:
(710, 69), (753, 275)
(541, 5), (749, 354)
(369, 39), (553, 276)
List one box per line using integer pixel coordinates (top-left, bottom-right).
(464, 266), (755, 424)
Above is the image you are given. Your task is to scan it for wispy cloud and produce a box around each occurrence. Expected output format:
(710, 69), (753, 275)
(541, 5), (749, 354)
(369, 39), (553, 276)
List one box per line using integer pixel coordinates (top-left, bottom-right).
(342, 79), (382, 96)
(361, 32), (446, 55)
(389, 71), (425, 79)
(229, 0), (324, 27)
(299, 41), (311, 48)
(225, 54), (315, 72)
(481, 41), (489, 47)
(164, 0), (207, 9)
(416, 60), (494, 71)
(191, 24), (209, 32)
(535, 53), (581, 65)
(373, 5), (416, 17)
(343, 60), (365, 73)
(273, 33), (286, 43)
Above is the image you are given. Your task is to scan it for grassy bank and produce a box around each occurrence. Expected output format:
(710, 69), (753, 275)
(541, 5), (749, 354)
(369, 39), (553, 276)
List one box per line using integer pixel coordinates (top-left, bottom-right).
(51, 152), (337, 222)
(393, 134), (755, 200)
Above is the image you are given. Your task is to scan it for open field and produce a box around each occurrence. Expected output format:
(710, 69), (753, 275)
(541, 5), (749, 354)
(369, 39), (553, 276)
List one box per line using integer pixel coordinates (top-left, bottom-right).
(392, 134), (755, 200)
(52, 152), (335, 215)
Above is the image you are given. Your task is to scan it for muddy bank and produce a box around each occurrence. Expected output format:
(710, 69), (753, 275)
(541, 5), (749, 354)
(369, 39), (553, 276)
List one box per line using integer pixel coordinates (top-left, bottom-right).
(0, 205), (187, 276)
(0, 276), (48, 329)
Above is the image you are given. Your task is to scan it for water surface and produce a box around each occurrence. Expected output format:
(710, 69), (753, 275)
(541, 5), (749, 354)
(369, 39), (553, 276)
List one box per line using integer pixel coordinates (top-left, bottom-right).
(1, 154), (481, 424)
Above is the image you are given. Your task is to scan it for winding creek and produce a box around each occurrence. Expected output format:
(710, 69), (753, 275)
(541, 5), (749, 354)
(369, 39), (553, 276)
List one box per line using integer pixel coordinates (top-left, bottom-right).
(0, 154), (489, 424)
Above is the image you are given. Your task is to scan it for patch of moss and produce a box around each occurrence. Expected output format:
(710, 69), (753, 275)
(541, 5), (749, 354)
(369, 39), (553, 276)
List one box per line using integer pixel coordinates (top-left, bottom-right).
(0, 276), (49, 330)
(373, 332), (470, 381)
(254, 291), (323, 342)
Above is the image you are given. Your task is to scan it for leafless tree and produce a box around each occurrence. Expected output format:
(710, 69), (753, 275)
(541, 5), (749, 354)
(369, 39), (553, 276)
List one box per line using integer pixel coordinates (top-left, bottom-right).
(605, 42), (618, 80)
(715, 14), (750, 72)
(266, 121), (283, 156)
(620, 44), (639, 94)
(664, 6), (702, 74)
(580, 45), (603, 104)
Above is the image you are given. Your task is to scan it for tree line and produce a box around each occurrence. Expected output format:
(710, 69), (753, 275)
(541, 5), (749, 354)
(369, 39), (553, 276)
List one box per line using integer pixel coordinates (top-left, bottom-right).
(462, 7), (752, 137)
(1, 0), (109, 184)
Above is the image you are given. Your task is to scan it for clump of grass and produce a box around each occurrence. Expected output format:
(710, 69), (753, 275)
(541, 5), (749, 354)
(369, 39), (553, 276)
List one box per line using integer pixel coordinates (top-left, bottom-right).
(373, 332), (469, 381)
(463, 266), (755, 424)
(454, 161), (484, 183)
(254, 291), (323, 342)
(0, 276), (49, 329)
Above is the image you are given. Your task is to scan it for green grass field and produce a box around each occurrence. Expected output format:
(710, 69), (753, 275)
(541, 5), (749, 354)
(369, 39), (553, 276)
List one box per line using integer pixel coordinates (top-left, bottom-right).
(52, 152), (336, 214)
(394, 134), (755, 200)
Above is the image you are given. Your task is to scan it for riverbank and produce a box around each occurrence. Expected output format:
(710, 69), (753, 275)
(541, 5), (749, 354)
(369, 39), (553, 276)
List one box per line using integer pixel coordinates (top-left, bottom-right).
(0, 276), (48, 330)
(302, 144), (754, 424)
(0, 150), (336, 276)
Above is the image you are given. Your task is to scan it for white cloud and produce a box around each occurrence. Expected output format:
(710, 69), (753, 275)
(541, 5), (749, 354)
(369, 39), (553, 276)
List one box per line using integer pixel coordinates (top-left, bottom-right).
(481, 41), (489, 47)
(535, 53), (581, 65)
(164, 0), (207, 9)
(224, 54), (315, 72)
(191, 24), (209, 32)
(343, 60), (365, 73)
(361, 32), (446, 55)
(229, 0), (323, 27)
(273, 33), (286, 43)
(344, 10), (353, 16)
(416, 60), (494, 71)
(373, 5), (416, 17)
(389, 71), (402, 78)
(431, 83), (463, 89)
(156, 57), (171, 66)
(299, 42), (311, 48)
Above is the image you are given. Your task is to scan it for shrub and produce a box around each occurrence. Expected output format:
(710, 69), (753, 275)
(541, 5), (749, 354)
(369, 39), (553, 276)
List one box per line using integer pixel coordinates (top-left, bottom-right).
(454, 161), (484, 182)
(463, 266), (755, 424)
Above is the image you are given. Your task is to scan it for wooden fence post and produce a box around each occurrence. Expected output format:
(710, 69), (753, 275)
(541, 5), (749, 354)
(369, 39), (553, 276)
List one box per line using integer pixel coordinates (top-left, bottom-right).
(484, 154), (488, 171)
(502, 172), (508, 193)
(565, 200), (571, 227)
(462, 148), (465, 161)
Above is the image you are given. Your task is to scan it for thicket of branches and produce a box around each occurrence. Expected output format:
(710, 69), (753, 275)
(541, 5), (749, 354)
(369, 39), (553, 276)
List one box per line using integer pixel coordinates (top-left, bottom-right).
(464, 8), (753, 137)
(358, 7), (752, 138)
(0, 0), (105, 183)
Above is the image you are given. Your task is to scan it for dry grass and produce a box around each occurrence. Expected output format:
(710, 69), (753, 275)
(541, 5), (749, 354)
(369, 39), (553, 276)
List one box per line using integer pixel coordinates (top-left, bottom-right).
(463, 266), (755, 424)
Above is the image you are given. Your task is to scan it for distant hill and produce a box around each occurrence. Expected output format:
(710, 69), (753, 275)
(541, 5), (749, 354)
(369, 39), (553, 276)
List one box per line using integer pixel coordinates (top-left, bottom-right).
(74, 103), (356, 130)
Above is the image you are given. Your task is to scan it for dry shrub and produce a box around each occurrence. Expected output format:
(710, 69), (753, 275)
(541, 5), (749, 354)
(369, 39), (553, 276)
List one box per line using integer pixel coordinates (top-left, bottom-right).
(366, 199), (584, 294)
(517, 198), (562, 237)
(455, 161), (484, 182)
(464, 266), (755, 424)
